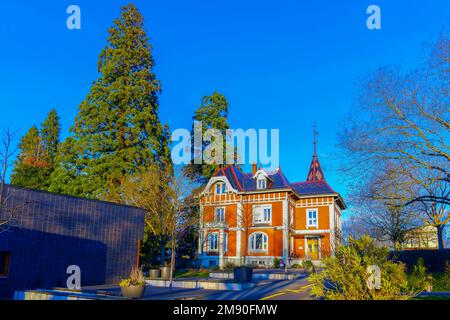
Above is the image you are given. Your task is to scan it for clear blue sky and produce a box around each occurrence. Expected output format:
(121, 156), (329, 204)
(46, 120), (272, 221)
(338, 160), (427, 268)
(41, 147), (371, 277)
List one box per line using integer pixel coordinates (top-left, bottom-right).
(1, 1), (449, 208)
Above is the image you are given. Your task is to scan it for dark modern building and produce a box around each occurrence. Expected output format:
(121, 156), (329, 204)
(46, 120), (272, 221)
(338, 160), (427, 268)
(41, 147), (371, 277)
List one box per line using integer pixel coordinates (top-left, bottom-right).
(0, 185), (145, 299)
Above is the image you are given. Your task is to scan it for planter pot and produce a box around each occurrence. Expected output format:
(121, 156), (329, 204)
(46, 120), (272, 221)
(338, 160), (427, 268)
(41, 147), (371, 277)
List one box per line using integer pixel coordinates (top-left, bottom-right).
(149, 269), (161, 279)
(121, 285), (145, 299)
(233, 266), (253, 283)
(160, 266), (170, 279)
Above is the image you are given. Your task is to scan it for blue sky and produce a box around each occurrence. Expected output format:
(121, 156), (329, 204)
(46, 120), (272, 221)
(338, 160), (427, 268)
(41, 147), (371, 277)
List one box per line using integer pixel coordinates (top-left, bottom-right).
(1, 1), (449, 209)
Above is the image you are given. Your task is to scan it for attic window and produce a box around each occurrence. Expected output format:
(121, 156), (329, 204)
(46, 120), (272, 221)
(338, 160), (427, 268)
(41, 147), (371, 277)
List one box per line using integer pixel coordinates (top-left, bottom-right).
(257, 177), (267, 190)
(215, 182), (226, 194)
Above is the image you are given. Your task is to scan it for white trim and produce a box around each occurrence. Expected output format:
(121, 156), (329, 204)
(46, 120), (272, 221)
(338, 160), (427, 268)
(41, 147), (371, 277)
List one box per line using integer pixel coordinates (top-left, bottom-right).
(207, 232), (219, 252)
(292, 229), (330, 235)
(252, 204), (272, 225)
(249, 232), (269, 252)
(214, 206), (226, 223)
(202, 176), (238, 195)
(306, 207), (319, 228)
(252, 169), (271, 180)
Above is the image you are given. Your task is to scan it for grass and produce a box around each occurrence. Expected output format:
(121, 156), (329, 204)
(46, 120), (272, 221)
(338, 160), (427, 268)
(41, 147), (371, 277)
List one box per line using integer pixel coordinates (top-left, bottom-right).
(174, 269), (210, 278)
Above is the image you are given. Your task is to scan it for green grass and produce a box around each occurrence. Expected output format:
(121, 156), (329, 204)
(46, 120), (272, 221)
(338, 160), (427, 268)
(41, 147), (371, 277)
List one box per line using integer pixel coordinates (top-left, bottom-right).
(174, 269), (210, 278)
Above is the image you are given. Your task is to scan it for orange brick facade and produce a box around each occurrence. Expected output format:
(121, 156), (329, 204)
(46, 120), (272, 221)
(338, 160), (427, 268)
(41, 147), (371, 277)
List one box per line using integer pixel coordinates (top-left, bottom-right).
(197, 155), (346, 268)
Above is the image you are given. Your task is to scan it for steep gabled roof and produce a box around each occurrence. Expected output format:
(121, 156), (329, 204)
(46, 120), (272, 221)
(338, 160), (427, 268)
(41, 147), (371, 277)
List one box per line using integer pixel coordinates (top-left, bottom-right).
(212, 165), (291, 192)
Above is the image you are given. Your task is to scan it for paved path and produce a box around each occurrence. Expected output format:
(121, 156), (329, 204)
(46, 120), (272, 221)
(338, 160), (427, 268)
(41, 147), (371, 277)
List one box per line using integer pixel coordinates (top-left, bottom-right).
(82, 275), (315, 300)
(195, 276), (314, 300)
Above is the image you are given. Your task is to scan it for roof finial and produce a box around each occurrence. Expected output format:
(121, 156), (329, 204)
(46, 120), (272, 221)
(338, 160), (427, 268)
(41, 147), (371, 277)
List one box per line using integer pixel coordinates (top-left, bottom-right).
(313, 122), (319, 157)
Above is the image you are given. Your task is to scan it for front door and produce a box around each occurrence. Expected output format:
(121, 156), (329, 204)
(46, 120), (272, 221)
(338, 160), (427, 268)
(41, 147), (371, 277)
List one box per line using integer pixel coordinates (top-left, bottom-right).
(306, 238), (319, 260)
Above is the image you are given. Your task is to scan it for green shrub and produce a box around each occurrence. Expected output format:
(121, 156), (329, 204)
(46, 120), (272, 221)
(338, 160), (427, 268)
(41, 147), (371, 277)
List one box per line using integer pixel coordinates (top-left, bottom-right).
(273, 258), (280, 268)
(224, 262), (235, 271)
(309, 236), (420, 300)
(302, 260), (316, 274)
(444, 261), (450, 288)
(290, 263), (302, 269)
(409, 258), (432, 292)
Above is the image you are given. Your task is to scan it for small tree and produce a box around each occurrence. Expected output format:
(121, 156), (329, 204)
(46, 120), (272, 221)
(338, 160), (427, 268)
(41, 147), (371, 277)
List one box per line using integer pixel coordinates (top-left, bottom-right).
(0, 128), (19, 234)
(309, 236), (427, 300)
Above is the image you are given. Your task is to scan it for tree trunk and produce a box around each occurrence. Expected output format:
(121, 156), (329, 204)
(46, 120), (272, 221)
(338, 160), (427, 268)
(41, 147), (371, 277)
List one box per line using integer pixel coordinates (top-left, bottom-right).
(160, 238), (167, 265)
(437, 225), (445, 250)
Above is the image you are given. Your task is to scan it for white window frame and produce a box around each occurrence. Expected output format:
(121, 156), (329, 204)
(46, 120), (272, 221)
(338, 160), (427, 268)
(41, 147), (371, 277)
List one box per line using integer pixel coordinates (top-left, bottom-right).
(253, 204), (272, 224)
(214, 207), (225, 223)
(223, 233), (228, 253)
(215, 182), (226, 195)
(208, 232), (219, 251)
(257, 176), (267, 190)
(249, 232), (268, 252)
(306, 208), (318, 228)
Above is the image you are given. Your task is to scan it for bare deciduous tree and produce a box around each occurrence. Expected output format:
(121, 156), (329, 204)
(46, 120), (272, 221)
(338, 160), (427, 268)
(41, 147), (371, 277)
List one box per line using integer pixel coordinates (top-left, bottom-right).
(0, 128), (19, 234)
(338, 32), (449, 248)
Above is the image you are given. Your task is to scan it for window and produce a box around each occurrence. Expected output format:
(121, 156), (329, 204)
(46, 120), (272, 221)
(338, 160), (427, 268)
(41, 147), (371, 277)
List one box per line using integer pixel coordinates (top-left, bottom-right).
(208, 233), (218, 251)
(223, 233), (228, 253)
(215, 207), (225, 223)
(257, 177), (266, 190)
(215, 182), (226, 194)
(250, 232), (268, 251)
(253, 205), (272, 224)
(0, 252), (11, 277)
(307, 209), (318, 227)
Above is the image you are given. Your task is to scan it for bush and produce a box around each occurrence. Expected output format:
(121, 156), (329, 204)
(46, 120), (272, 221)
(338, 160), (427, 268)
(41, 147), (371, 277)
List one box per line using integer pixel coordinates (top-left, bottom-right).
(409, 258), (432, 292)
(302, 260), (316, 274)
(273, 258), (281, 268)
(444, 261), (450, 288)
(290, 263), (302, 269)
(224, 262), (235, 271)
(309, 236), (423, 300)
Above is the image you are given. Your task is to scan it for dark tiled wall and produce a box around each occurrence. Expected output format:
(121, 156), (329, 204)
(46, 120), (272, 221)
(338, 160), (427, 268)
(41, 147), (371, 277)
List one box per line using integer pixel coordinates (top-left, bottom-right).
(0, 185), (145, 299)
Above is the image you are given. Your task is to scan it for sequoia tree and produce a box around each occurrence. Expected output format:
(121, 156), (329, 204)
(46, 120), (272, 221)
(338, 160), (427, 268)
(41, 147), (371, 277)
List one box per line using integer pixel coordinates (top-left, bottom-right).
(50, 4), (171, 199)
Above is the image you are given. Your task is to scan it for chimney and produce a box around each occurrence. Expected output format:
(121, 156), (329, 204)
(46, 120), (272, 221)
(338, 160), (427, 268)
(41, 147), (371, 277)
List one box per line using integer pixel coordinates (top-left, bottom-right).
(252, 163), (257, 175)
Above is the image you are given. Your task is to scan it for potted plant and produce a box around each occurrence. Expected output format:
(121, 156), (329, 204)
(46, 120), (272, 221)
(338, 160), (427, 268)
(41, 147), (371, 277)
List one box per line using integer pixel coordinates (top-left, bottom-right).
(119, 266), (146, 299)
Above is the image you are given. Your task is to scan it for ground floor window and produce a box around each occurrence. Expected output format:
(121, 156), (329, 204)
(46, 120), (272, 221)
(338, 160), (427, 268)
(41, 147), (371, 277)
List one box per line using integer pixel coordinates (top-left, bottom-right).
(0, 252), (11, 277)
(208, 233), (218, 251)
(250, 232), (268, 251)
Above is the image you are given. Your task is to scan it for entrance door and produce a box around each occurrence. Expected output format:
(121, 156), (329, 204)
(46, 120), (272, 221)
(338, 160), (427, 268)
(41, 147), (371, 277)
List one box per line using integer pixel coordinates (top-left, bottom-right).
(307, 238), (319, 260)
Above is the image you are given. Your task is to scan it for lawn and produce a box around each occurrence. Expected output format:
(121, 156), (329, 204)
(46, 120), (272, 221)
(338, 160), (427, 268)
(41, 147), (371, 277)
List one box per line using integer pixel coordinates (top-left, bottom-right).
(174, 269), (210, 278)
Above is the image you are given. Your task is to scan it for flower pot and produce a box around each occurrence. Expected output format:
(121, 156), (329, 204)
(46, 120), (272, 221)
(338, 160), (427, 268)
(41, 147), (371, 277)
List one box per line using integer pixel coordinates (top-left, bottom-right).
(121, 284), (145, 299)
(160, 266), (170, 279)
(149, 268), (161, 279)
(233, 266), (253, 283)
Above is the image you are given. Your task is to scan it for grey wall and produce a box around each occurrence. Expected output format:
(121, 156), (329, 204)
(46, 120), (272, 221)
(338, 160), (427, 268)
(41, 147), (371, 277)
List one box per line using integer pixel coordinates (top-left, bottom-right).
(0, 185), (145, 299)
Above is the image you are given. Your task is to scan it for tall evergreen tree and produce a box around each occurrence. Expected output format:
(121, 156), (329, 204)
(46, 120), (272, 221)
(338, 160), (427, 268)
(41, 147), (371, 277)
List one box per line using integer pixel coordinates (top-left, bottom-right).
(12, 110), (61, 190)
(183, 92), (231, 184)
(40, 109), (61, 167)
(50, 4), (171, 199)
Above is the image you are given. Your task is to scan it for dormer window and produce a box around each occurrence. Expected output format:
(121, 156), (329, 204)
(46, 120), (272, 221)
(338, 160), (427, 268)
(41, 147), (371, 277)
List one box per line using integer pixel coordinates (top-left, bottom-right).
(257, 177), (267, 190)
(215, 182), (226, 194)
